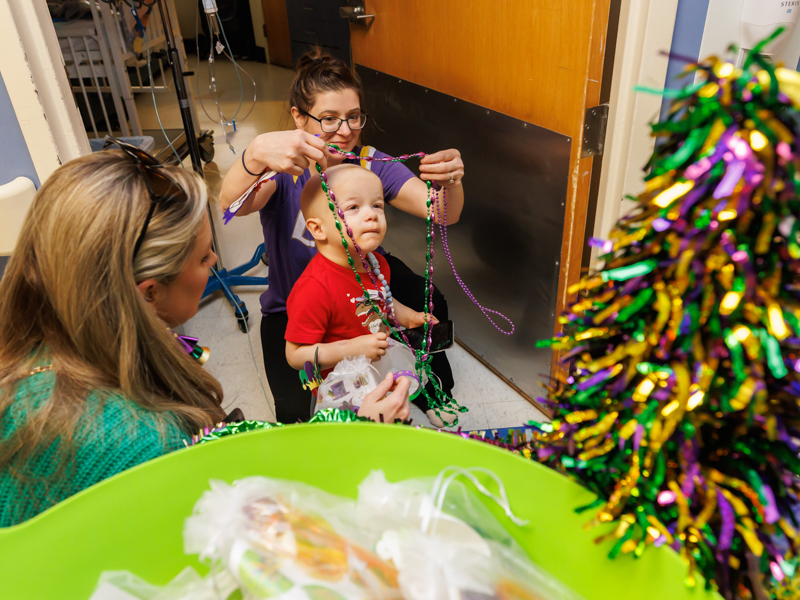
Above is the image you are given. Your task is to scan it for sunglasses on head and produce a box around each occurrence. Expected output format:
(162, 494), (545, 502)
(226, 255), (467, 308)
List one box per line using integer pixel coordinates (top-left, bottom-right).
(102, 137), (189, 260)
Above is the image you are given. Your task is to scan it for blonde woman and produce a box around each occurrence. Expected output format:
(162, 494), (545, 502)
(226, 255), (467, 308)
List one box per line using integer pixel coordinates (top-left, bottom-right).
(0, 143), (410, 526)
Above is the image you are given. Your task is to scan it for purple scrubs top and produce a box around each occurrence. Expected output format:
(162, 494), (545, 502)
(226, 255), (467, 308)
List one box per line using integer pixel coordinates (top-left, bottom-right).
(259, 146), (415, 315)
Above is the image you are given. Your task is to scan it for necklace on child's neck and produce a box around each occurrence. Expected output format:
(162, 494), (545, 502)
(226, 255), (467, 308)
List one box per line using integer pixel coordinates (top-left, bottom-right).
(367, 253), (393, 309)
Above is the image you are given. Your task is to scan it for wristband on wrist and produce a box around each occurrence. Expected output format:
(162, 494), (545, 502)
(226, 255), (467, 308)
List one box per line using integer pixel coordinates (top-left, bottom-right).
(241, 147), (267, 177)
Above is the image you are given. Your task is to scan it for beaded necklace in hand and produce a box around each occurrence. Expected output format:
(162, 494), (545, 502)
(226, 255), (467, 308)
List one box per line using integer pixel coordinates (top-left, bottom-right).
(320, 144), (517, 424)
(326, 143), (515, 337)
(318, 145), (465, 423)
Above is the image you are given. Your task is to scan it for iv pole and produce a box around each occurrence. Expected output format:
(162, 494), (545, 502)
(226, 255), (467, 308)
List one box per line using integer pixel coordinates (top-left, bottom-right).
(154, 0), (204, 175)
(109, 0), (268, 332)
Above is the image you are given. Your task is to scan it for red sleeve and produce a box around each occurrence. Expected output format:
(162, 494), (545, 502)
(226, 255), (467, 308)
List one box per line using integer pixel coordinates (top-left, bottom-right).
(285, 276), (331, 344)
(377, 252), (391, 286)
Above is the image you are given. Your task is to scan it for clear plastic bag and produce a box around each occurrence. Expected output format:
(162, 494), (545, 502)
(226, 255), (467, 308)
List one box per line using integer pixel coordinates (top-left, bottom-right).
(88, 567), (237, 600)
(315, 343), (424, 414)
(356, 469), (584, 600)
(315, 355), (382, 413)
(93, 469), (581, 600)
(184, 477), (402, 600)
(372, 340), (425, 397)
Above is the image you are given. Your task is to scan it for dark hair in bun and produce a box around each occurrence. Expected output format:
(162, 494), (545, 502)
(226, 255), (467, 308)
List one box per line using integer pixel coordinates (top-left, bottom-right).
(290, 48), (364, 115)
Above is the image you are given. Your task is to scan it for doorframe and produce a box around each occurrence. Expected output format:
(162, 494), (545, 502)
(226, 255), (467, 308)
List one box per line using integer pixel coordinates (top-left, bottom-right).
(2, 0), (91, 182)
(590, 0), (680, 269)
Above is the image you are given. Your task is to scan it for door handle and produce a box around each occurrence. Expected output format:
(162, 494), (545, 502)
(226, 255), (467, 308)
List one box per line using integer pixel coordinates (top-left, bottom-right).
(340, 1), (374, 26)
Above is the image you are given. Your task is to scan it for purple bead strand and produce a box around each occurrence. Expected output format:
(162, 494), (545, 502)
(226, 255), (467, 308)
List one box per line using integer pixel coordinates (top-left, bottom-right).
(435, 188), (515, 335)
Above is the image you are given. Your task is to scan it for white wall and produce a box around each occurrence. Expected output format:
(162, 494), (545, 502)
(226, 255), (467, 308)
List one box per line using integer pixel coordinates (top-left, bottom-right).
(594, 0), (800, 270)
(0, 0), (90, 185)
(699, 0), (800, 71)
(591, 0), (679, 268)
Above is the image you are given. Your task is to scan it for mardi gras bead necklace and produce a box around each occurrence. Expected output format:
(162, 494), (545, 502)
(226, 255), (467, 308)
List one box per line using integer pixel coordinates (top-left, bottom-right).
(319, 144), (518, 422)
(316, 163), (462, 422)
(367, 252), (393, 309)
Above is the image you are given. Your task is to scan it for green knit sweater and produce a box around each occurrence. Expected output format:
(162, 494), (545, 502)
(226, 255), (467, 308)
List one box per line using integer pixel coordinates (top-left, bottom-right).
(0, 368), (189, 527)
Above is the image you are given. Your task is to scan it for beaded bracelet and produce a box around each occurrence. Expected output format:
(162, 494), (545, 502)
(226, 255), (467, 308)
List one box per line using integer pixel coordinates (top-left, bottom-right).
(393, 370), (420, 383)
(241, 147), (266, 177)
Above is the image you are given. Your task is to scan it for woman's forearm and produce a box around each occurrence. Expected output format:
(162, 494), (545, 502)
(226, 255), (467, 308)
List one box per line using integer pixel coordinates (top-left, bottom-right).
(218, 143), (271, 213)
(219, 131), (328, 214)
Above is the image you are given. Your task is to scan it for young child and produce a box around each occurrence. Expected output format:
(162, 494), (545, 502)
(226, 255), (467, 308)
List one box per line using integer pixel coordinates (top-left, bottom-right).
(285, 164), (452, 424)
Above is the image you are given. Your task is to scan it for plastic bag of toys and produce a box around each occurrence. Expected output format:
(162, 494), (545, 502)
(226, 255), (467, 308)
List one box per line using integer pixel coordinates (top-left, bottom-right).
(315, 343), (423, 414)
(184, 477), (402, 600)
(356, 468), (583, 600)
(315, 355), (382, 413)
(183, 470), (582, 600)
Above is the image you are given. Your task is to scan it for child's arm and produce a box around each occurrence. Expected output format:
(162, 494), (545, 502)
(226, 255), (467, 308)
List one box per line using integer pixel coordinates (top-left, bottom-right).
(286, 332), (390, 370)
(392, 299), (440, 330)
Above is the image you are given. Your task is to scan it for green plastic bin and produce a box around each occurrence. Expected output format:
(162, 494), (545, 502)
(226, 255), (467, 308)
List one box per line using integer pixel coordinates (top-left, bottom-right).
(0, 424), (720, 599)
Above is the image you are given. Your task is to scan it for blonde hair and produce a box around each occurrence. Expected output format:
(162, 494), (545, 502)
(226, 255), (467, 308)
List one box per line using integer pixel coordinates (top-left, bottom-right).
(0, 151), (225, 481)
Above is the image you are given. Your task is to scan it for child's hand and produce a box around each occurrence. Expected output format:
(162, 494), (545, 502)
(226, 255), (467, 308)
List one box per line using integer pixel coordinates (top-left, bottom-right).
(392, 298), (440, 329)
(406, 311), (439, 329)
(349, 332), (389, 361)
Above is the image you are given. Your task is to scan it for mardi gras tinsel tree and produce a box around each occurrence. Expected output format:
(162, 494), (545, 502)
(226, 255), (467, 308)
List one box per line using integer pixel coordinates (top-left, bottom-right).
(534, 38), (800, 600)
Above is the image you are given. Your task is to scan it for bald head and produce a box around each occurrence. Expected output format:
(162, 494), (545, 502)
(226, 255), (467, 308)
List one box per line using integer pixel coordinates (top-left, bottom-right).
(300, 163), (382, 220)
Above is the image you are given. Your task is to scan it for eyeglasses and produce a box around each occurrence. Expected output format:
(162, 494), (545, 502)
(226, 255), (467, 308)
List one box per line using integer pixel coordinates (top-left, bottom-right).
(301, 111), (369, 133)
(103, 137), (188, 260)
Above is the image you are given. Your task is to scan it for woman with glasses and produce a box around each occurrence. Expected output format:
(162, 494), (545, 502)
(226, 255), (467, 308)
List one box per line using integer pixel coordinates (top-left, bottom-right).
(0, 146), (410, 525)
(219, 50), (466, 427)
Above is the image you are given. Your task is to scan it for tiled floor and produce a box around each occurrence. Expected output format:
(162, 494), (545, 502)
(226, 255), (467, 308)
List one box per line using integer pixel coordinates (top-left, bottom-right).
(136, 59), (549, 429)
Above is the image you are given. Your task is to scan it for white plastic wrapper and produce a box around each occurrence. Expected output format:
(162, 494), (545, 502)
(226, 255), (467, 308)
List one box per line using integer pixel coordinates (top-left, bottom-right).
(315, 355), (382, 413)
(88, 567), (237, 600)
(356, 469), (584, 600)
(184, 477), (402, 600)
(315, 342), (424, 414)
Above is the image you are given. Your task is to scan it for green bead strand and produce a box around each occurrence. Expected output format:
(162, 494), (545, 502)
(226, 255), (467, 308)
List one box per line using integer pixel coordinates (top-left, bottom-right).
(315, 162), (464, 424)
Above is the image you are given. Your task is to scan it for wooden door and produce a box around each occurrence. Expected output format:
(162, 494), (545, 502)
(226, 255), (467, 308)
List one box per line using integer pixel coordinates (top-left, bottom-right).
(350, 0), (611, 352)
(260, 0), (292, 67)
